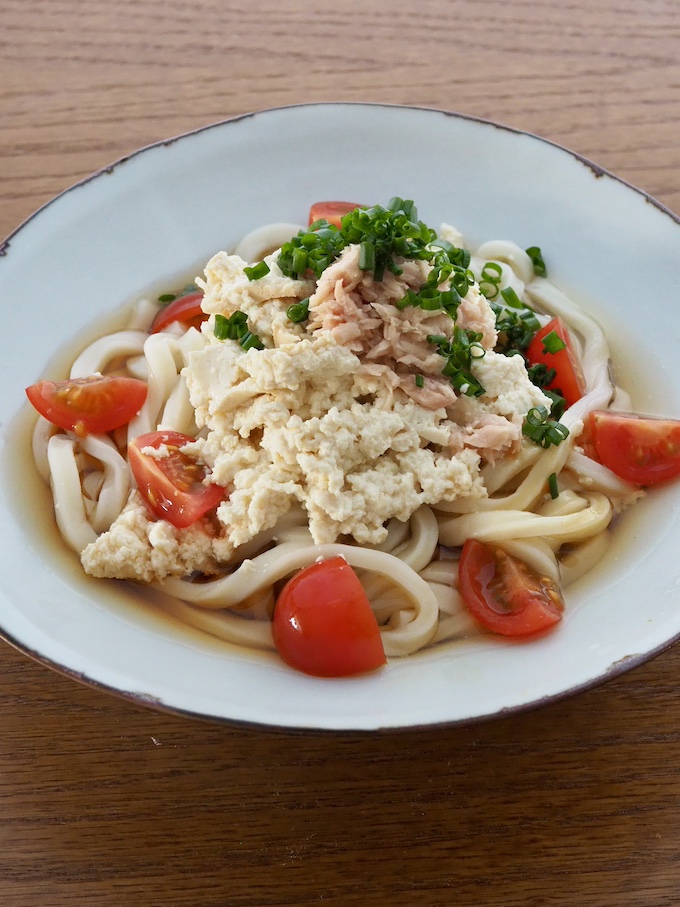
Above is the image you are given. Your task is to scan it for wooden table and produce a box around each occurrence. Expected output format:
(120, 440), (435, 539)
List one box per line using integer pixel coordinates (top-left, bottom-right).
(2, 2), (680, 904)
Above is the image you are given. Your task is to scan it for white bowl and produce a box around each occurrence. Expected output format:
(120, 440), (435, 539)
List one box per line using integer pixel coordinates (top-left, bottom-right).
(2, 103), (680, 730)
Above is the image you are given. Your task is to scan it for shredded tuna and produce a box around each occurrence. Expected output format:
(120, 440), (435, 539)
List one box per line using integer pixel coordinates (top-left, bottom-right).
(308, 246), (460, 410)
(449, 413), (522, 463)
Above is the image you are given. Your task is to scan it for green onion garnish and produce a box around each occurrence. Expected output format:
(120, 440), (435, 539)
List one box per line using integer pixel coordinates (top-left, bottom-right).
(526, 246), (547, 277)
(522, 406), (569, 448)
(428, 328), (486, 397)
(548, 472), (559, 499)
(541, 330), (567, 355)
(479, 261), (503, 299)
(542, 389), (567, 420)
(239, 331), (264, 351)
(415, 374), (425, 388)
(158, 293), (176, 303)
(359, 241), (376, 271)
(491, 301), (540, 353)
(526, 362), (557, 388)
(243, 261), (271, 281)
(214, 311), (246, 340)
(213, 311), (264, 350)
(500, 286), (524, 309)
(286, 298), (310, 323)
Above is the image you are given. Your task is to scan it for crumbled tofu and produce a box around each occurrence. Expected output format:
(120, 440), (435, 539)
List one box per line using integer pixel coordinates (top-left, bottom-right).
(81, 492), (230, 583)
(449, 350), (552, 424)
(184, 325), (486, 547)
(197, 251), (313, 347)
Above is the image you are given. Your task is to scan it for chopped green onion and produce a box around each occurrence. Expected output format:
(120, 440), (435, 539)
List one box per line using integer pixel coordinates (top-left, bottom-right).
(541, 330), (567, 355)
(158, 293), (176, 303)
(430, 240), (471, 269)
(359, 241), (376, 271)
(500, 286), (524, 309)
(415, 374), (425, 388)
(429, 328), (486, 397)
(491, 301), (541, 353)
(239, 331), (264, 351)
(286, 298), (310, 323)
(244, 261), (271, 281)
(526, 246), (547, 277)
(291, 248), (308, 276)
(213, 310), (264, 350)
(481, 261), (502, 279)
(543, 389), (567, 421)
(526, 362), (557, 388)
(522, 406), (569, 448)
(216, 311), (247, 340)
(548, 472), (559, 499)
(479, 261), (503, 299)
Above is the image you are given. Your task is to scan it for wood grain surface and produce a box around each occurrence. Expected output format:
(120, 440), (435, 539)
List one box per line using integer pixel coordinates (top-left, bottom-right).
(2, 1), (680, 905)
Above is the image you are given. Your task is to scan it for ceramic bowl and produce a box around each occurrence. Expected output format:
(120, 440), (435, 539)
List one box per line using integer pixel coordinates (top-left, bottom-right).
(2, 103), (679, 730)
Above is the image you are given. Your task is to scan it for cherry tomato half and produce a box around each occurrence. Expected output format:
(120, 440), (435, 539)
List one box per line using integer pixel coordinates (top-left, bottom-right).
(150, 291), (206, 333)
(26, 375), (147, 436)
(458, 539), (564, 637)
(272, 557), (386, 677)
(128, 430), (226, 528)
(308, 201), (364, 229)
(526, 316), (585, 408)
(588, 411), (680, 485)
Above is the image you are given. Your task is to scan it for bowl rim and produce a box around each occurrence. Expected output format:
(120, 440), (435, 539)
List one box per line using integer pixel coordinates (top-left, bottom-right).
(3, 101), (678, 254)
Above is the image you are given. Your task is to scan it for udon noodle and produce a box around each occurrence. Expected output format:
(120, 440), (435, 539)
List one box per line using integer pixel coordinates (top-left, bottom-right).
(29, 210), (643, 662)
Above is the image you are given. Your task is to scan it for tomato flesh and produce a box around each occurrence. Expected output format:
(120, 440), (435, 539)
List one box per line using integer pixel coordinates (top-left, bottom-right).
(526, 317), (585, 408)
(26, 375), (147, 436)
(272, 557), (386, 677)
(128, 430), (225, 528)
(150, 291), (206, 333)
(589, 411), (680, 485)
(308, 201), (364, 229)
(458, 539), (564, 637)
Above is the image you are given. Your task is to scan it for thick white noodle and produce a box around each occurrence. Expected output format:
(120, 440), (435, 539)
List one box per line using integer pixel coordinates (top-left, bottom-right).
(69, 331), (149, 378)
(46, 435), (98, 553)
(158, 376), (198, 436)
(360, 506), (439, 603)
(162, 598), (276, 650)
(126, 297), (158, 331)
(127, 333), (184, 437)
(438, 492), (612, 548)
(559, 530), (612, 587)
(78, 434), (131, 533)
(474, 240), (536, 285)
(32, 416), (58, 483)
(436, 435), (575, 514)
(566, 449), (638, 497)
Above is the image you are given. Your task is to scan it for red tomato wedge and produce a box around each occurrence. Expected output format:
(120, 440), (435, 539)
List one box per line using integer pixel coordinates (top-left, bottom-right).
(26, 375), (147, 436)
(588, 411), (680, 485)
(128, 430), (226, 528)
(526, 316), (585, 408)
(150, 291), (206, 333)
(272, 557), (386, 677)
(308, 201), (364, 229)
(458, 539), (564, 637)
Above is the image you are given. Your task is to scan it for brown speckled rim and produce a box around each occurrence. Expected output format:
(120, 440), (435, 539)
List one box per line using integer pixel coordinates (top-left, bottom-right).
(2, 102), (680, 733)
